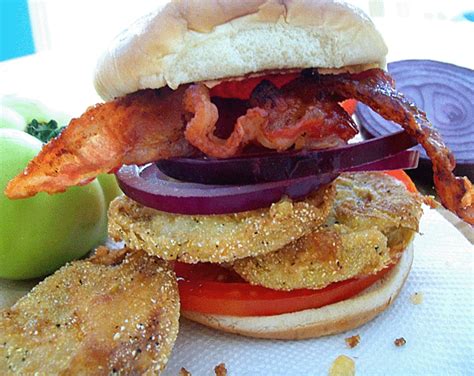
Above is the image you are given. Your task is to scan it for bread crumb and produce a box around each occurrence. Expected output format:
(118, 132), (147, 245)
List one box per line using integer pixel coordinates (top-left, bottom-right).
(179, 367), (191, 376)
(215, 363), (227, 376)
(179, 363), (227, 375)
(329, 355), (355, 376)
(410, 292), (423, 305)
(394, 337), (407, 347)
(345, 334), (360, 348)
(422, 195), (438, 209)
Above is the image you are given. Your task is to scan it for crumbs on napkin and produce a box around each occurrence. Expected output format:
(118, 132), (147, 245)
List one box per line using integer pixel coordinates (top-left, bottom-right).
(422, 195), (439, 209)
(410, 292), (423, 305)
(179, 363), (227, 376)
(345, 334), (360, 348)
(394, 337), (407, 347)
(179, 368), (192, 376)
(329, 355), (355, 376)
(214, 363), (228, 376)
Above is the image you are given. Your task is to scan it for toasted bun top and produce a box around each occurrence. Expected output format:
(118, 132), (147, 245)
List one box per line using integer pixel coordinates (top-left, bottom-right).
(94, 0), (388, 100)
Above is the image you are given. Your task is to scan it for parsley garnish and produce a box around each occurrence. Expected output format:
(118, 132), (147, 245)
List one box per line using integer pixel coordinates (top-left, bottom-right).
(26, 119), (63, 143)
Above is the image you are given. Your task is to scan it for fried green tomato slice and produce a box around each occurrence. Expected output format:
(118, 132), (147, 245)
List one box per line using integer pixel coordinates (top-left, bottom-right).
(233, 172), (422, 291)
(108, 184), (335, 263)
(0, 247), (179, 375)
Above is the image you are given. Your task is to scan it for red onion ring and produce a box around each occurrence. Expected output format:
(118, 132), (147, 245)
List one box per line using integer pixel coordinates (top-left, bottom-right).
(116, 164), (338, 215)
(347, 150), (419, 172)
(115, 150), (418, 215)
(157, 130), (417, 185)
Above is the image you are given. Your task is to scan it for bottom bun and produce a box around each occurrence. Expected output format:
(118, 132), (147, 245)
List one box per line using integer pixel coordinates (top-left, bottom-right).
(182, 243), (414, 340)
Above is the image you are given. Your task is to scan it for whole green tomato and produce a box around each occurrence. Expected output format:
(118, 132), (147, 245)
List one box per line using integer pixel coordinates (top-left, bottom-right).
(97, 173), (122, 206)
(0, 95), (70, 127)
(0, 129), (107, 280)
(0, 107), (26, 131)
(1, 95), (122, 206)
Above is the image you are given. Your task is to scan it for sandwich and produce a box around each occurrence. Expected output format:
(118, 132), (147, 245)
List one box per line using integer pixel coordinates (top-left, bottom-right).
(2, 0), (473, 372)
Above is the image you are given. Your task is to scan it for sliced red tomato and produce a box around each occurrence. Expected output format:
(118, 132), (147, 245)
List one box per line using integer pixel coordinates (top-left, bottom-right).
(175, 262), (394, 317)
(340, 99), (357, 115)
(209, 73), (299, 100)
(210, 73), (357, 116)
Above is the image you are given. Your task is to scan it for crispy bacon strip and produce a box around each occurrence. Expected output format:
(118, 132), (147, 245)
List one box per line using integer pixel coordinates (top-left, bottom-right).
(183, 84), (259, 157)
(5, 88), (194, 199)
(250, 80), (358, 150)
(315, 68), (474, 224)
(183, 81), (357, 157)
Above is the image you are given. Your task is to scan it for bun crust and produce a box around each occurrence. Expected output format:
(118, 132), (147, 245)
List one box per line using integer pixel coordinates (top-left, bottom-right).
(182, 243), (413, 340)
(94, 0), (387, 100)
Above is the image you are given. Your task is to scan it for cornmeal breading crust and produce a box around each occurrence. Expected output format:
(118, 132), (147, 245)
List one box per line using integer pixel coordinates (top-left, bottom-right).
(0, 247), (179, 375)
(108, 184), (335, 263)
(232, 173), (422, 290)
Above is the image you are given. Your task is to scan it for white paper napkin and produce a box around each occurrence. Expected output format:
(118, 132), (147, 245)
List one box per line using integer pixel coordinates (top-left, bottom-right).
(163, 206), (474, 375)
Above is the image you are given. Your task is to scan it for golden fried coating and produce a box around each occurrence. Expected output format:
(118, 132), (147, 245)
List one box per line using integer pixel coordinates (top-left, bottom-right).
(108, 184), (335, 263)
(233, 172), (422, 290)
(0, 247), (180, 375)
(334, 173), (421, 239)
